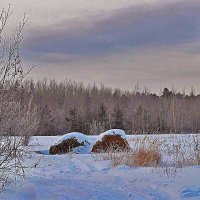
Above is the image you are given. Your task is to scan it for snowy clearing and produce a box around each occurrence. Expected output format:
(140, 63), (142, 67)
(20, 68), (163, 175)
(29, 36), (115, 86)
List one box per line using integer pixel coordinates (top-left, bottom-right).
(1, 134), (200, 200)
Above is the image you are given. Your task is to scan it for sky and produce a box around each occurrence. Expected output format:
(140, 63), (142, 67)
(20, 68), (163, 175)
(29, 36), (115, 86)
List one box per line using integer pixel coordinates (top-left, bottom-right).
(1, 0), (200, 93)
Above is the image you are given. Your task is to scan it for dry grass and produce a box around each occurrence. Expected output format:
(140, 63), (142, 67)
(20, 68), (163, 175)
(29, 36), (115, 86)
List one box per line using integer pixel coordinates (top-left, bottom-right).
(133, 149), (161, 167)
(192, 135), (200, 165)
(170, 135), (200, 167)
(129, 134), (200, 168)
(92, 136), (161, 168)
(92, 134), (200, 172)
(105, 148), (161, 168)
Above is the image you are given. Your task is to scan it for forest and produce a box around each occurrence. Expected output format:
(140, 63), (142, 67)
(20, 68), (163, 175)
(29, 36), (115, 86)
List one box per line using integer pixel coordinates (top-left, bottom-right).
(13, 79), (200, 135)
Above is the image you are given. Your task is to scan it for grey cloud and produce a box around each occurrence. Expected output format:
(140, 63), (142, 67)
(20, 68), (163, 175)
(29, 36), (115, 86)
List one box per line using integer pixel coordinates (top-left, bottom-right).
(27, 45), (200, 94)
(20, 0), (200, 93)
(23, 0), (200, 58)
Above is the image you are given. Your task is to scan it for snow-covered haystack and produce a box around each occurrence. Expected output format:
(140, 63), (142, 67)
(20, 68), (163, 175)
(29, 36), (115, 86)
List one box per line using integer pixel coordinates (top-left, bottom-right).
(92, 129), (130, 153)
(49, 132), (90, 154)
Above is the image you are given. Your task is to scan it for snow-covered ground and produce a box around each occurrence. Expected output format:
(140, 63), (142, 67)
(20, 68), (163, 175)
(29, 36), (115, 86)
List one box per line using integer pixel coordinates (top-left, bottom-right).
(1, 134), (200, 200)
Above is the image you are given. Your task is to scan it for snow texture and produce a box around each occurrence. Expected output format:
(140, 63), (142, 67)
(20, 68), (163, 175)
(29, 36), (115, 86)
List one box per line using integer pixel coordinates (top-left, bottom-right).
(1, 134), (200, 200)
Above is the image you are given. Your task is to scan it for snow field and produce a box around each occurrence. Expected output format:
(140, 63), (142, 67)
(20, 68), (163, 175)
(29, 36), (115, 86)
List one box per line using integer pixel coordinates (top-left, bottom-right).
(1, 134), (200, 200)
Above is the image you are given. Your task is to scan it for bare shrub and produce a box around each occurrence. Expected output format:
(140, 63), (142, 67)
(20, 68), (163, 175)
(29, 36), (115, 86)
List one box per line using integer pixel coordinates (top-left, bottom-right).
(170, 135), (200, 167)
(0, 92), (39, 192)
(192, 135), (200, 165)
(0, 7), (34, 88)
(128, 135), (162, 152)
(0, 6), (38, 193)
(0, 136), (28, 193)
(0, 91), (39, 142)
(152, 166), (180, 178)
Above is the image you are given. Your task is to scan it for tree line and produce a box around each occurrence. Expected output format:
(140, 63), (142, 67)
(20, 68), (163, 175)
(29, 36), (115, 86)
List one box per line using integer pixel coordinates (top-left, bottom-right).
(17, 79), (200, 135)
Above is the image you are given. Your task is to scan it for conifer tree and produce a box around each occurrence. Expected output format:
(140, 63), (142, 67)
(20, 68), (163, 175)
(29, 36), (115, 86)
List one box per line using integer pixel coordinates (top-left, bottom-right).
(97, 104), (109, 130)
(38, 104), (55, 135)
(112, 105), (124, 129)
(66, 107), (86, 132)
(66, 107), (79, 132)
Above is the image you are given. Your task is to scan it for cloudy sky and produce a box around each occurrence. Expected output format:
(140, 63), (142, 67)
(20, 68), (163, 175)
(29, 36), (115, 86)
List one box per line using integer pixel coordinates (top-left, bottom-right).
(2, 0), (200, 93)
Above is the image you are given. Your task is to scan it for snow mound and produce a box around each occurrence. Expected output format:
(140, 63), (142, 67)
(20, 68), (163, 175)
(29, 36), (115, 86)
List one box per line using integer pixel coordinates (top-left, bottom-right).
(50, 132), (91, 154)
(92, 129), (129, 152)
(96, 129), (126, 142)
(56, 132), (89, 145)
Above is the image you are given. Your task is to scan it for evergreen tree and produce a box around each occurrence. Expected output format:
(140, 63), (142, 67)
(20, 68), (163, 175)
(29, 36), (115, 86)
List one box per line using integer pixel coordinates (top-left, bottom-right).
(112, 105), (124, 129)
(66, 107), (79, 132)
(66, 107), (86, 132)
(162, 88), (173, 99)
(97, 104), (109, 130)
(38, 104), (55, 135)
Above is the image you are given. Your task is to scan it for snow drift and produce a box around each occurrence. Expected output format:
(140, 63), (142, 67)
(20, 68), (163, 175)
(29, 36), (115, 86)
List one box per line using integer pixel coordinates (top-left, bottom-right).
(49, 132), (91, 154)
(92, 129), (129, 152)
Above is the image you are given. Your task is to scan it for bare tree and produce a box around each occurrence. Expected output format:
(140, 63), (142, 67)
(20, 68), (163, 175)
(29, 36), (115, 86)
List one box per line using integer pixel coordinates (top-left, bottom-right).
(0, 6), (34, 88)
(0, 93), (39, 192)
(0, 6), (38, 193)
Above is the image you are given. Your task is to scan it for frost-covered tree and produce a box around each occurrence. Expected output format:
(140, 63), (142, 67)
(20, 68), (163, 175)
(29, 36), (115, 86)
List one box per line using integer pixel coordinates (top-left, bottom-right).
(97, 103), (109, 130)
(112, 105), (124, 129)
(0, 6), (38, 193)
(89, 120), (105, 135)
(37, 104), (55, 135)
(66, 107), (83, 132)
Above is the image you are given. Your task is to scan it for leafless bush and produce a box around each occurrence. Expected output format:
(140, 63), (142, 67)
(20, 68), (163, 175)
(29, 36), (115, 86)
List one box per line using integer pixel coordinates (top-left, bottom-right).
(152, 166), (180, 178)
(169, 135), (200, 167)
(2, 95), (36, 135)
(192, 135), (200, 165)
(0, 6), (38, 193)
(0, 6), (34, 88)
(0, 136), (27, 193)
(0, 90), (39, 193)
